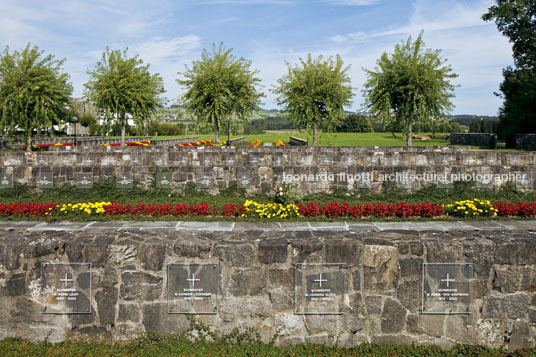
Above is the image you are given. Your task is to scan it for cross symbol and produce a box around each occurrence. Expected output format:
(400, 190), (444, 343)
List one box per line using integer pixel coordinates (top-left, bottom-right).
(60, 273), (74, 288)
(441, 273), (455, 287)
(314, 273), (328, 288)
(187, 273), (200, 288)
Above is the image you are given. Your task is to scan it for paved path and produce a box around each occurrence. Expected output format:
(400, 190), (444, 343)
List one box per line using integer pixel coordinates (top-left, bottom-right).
(1, 220), (536, 232)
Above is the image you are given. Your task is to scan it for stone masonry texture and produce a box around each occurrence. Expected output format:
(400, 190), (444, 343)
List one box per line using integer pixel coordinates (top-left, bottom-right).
(1, 146), (535, 194)
(0, 222), (535, 350)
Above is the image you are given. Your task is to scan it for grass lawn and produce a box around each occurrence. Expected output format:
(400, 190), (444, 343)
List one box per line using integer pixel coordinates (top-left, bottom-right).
(158, 131), (450, 146)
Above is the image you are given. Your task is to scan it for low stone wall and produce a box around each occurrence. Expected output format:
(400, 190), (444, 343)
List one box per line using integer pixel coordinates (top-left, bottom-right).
(0, 146), (534, 194)
(450, 133), (497, 149)
(0, 222), (535, 349)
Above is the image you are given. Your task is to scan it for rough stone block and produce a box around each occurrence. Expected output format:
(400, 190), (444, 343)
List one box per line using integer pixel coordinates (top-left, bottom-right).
(139, 244), (166, 271)
(509, 321), (534, 350)
(0, 272), (25, 296)
(363, 245), (399, 290)
(505, 293), (529, 319)
(381, 298), (406, 333)
(258, 238), (288, 264)
(96, 287), (118, 326)
(476, 319), (506, 348)
(445, 315), (475, 344)
(268, 268), (293, 286)
(85, 245), (109, 268)
(173, 236), (211, 259)
(228, 268), (266, 296)
(289, 238), (324, 262)
(325, 239), (361, 266)
(142, 303), (188, 335)
(399, 258), (422, 278)
(365, 295), (382, 315)
(397, 279), (420, 312)
(118, 304), (140, 323)
(120, 272), (163, 301)
(214, 242), (256, 267)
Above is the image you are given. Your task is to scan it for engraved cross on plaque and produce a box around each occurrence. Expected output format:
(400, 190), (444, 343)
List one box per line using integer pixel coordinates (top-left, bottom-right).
(187, 273), (200, 288)
(314, 273), (328, 288)
(1, 176), (9, 185)
(441, 273), (455, 287)
(60, 273), (74, 288)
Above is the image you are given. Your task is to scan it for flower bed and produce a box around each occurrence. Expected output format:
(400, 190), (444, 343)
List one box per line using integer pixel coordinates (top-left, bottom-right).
(100, 140), (151, 147)
(21, 142), (75, 150)
(249, 139), (261, 147)
(1, 199), (536, 219)
(176, 140), (213, 147)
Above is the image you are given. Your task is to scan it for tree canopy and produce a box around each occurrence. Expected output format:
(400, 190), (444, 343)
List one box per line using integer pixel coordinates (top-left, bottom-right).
(0, 44), (73, 150)
(273, 54), (353, 146)
(483, 0), (536, 136)
(177, 44), (263, 144)
(482, 0), (536, 69)
(84, 48), (164, 146)
(363, 32), (458, 146)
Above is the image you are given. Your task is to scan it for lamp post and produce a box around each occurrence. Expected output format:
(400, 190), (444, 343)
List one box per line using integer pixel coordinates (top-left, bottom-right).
(226, 118), (231, 146)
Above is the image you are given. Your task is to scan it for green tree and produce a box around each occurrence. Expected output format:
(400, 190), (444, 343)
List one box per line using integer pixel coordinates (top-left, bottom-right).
(336, 113), (373, 133)
(482, 0), (536, 69)
(483, 1), (536, 136)
(0, 44), (72, 151)
(84, 48), (164, 147)
(363, 32), (458, 146)
(273, 54), (353, 146)
(177, 44), (263, 144)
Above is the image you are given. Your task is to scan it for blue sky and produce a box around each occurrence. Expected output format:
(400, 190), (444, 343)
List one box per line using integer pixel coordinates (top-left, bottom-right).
(0, 0), (513, 115)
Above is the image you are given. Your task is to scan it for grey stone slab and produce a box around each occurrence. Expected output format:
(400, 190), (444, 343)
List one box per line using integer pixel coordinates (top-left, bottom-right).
(346, 222), (377, 231)
(28, 222), (89, 231)
(80, 221), (128, 230)
(309, 222), (349, 231)
(462, 221), (508, 231)
(515, 220), (536, 229)
(232, 222), (283, 232)
(119, 222), (178, 230)
(0, 221), (42, 230)
(178, 222), (235, 232)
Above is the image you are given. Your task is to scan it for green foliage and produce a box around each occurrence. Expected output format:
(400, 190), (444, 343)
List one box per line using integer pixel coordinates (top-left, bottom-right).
(84, 48), (164, 146)
(0, 337), (533, 356)
(0, 44), (73, 150)
(142, 119), (184, 136)
(274, 183), (303, 205)
(496, 67), (536, 137)
(273, 54), (353, 146)
(177, 43), (263, 143)
(483, 0), (536, 69)
(336, 113), (374, 133)
(363, 32), (458, 146)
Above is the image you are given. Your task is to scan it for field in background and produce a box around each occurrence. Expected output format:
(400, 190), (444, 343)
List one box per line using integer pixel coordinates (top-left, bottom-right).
(158, 131), (450, 146)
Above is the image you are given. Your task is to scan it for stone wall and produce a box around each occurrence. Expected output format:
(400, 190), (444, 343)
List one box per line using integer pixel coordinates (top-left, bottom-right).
(450, 133), (498, 149)
(0, 223), (535, 349)
(1, 146), (535, 194)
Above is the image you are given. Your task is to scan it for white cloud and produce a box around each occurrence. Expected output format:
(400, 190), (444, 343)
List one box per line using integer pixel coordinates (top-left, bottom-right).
(330, 35), (348, 43)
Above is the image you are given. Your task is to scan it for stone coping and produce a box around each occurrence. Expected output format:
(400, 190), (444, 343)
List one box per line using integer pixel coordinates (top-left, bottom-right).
(1, 220), (536, 232)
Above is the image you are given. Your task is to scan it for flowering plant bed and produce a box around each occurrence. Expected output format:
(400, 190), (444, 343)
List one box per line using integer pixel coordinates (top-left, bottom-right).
(1, 199), (536, 220)
(176, 140), (213, 147)
(100, 140), (151, 147)
(21, 142), (75, 150)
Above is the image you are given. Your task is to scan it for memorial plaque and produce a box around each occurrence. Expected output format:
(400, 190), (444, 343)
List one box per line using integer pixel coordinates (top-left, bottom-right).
(83, 155), (94, 165)
(116, 173), (133, 189)
(196, 174), (214, 188)
(36, 155), (47, 166)
(422, 263), (472, 314)
(320, 156), (331, 166)
(225, 157), (235, 166)
(4, 157), (22, 166)
(178, 157), (188, 166)
(295, 263), (347, 315)
(41, 263), (92, 314)
(416, 155), (427, 166)
(156, 172), (172, 189)
(0, 173), (13, 189)
(476, 177), (493, 189)
(236, 172), (253, 188)
(516, 172), (533, 190)
(101, 157), (118, 166)
(167, 263), (218, 314)
(248, 155), (259, 165)
(508, 155), (520, 165)
(396, 175), (412, 189)
(37, 173), (53, 189)
(345, 156), (356, 166)
(391, 155), (401, 166)
(75, 173), (93, 189)
(440, 155), (449, 166)
(436, 173), (453, 189)
(131, 156), (141, 165)
(155, 157), (167, 166)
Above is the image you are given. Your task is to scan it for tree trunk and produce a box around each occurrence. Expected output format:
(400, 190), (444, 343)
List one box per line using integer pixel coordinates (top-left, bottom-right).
(26, 134), (32, 152)
(215, 131), (220, 145)
(313, 123), (318, 146)
(121, 114), (126, 148)
(407, 123), (413, 146)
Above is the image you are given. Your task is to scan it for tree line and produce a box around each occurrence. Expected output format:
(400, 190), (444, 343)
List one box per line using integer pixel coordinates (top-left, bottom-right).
(0, 0), (532, 148)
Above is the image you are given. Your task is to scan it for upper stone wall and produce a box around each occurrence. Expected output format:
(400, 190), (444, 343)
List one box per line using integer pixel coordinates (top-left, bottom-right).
(0, 146), (534, 194)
